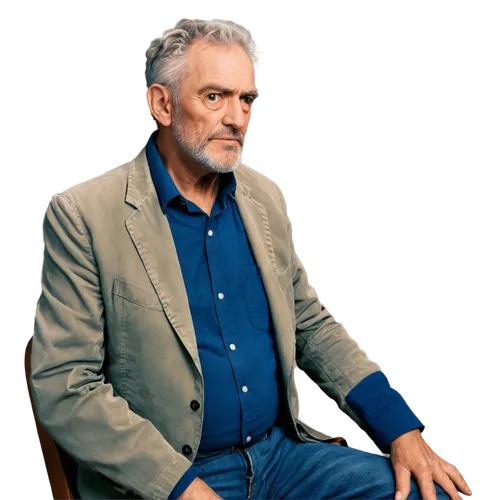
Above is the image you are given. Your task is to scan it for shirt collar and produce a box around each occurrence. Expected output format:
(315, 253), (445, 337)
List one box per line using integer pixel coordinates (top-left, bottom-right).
(145, 131), (237, 213)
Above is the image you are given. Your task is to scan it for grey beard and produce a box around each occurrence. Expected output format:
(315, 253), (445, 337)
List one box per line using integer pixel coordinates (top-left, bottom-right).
(171, 120), (243, 173)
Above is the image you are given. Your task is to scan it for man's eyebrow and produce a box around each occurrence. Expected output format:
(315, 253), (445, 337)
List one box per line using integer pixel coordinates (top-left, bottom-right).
(198, 83), (259, 99)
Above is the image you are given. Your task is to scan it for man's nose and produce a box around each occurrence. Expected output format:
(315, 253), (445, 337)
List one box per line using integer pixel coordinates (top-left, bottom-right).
(222, 95), (246, 130)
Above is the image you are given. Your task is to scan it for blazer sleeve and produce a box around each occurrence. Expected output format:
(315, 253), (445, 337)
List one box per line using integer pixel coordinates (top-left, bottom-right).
(30, 193), (194, 500)
(274, 184), (424, 454)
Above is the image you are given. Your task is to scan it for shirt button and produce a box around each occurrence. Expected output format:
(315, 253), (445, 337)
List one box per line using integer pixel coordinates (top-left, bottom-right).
(229, 344), (236, 351)
(242, 386), (248, 393)
(208, 229), (213, 236)
(182, 445), (192, 456)
(190, 400), (200, 411)
(218, 292), (224, 300)
(246, 436), (252, 443)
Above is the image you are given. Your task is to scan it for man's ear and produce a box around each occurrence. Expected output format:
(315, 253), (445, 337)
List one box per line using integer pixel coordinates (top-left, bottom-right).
(147, 84), (173, 127)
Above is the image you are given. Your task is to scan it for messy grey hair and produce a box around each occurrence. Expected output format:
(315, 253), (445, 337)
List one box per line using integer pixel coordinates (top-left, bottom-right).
(145, 18), (260, 120)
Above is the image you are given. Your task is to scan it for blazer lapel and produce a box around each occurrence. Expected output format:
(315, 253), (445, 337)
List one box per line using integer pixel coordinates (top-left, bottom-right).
(234, 183), (295, 382)
(125, 148), (202, 376)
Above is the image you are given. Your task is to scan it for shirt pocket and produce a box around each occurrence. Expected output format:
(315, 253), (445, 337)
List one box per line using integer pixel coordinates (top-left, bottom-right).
(241, 264), (271, 331)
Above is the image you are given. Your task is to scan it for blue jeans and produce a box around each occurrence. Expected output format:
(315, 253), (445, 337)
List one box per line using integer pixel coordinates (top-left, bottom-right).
(193, 425), (451, 499)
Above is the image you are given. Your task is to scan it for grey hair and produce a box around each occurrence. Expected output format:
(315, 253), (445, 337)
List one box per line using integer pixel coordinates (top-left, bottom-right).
(145, 18), (260, 116)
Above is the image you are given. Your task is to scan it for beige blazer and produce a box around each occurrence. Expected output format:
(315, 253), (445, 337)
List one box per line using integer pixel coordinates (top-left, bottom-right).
(30, 145), (380, 499)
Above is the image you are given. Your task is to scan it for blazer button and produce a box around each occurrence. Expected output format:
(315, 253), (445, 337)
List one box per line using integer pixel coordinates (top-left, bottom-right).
(182, 445), (192, 456)
(190, 400), (200, 411)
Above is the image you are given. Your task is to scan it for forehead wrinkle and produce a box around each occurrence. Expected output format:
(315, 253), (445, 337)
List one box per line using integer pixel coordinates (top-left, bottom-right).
(186, 42), (256, 96)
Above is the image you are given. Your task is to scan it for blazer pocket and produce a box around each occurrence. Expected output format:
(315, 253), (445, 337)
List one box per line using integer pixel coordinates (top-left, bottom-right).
(241, 264), (271, 331)
(112, 276), (163, 311)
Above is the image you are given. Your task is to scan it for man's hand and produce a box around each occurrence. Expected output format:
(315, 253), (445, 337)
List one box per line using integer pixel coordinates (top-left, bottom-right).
(178, 477), (223, 500)
(390, 429), (472, 500)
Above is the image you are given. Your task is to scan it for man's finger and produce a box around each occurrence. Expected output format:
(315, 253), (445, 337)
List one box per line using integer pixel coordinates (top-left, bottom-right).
(443, 461), (472, 496)
(432, 470), (462, 500)
(393, 463), (412, 500)
(415, 470), (437, 500)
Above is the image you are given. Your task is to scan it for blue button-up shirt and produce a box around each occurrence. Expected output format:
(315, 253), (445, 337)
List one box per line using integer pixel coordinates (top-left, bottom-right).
(145, 132), (424, 500)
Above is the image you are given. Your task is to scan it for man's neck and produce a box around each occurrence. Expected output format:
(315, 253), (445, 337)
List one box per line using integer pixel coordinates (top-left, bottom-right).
(161, 154), (220, 202)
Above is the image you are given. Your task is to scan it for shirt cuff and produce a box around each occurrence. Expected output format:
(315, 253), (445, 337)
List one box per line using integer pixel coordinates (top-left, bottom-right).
(345, 370), (425, 454)
(167, 464), (200, 499)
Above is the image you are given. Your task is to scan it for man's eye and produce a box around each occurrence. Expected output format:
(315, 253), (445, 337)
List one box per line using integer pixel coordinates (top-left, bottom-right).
(207, 93), (220, 101)
(242, 96), (254, 105)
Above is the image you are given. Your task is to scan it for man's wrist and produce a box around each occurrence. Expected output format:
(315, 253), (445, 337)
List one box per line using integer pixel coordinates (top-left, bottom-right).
(390, 428), (423, 450)
(177, 477), (201, 500)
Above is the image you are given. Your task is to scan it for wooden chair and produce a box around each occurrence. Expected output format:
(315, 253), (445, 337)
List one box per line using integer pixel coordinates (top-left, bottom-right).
(25, 337), (80, 500)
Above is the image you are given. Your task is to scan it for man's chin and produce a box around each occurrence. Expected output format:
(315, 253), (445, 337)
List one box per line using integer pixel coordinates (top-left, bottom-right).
(203, 154), (241, 173)
(205, 163), (239, 174)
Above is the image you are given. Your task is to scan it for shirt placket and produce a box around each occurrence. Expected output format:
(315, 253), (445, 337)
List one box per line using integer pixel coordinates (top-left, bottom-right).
(205, 199), (254, 447)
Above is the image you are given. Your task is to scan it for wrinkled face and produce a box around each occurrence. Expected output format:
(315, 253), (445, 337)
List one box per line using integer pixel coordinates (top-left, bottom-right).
(171, 40), (258, 173)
